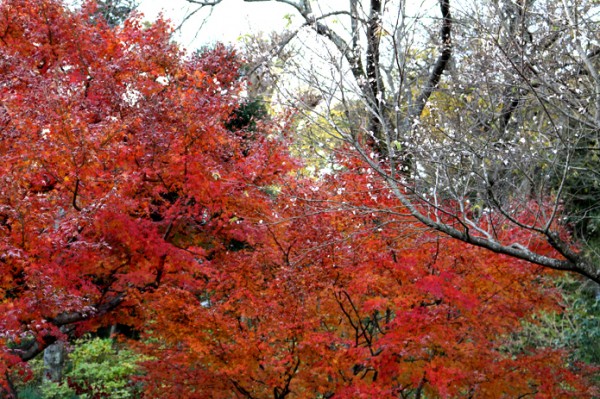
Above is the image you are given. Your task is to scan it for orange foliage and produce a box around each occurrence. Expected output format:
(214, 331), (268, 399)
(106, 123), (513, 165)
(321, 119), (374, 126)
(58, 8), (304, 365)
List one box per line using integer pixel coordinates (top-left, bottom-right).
(136, 160), (596, 398)
(0, 1), (596, 398)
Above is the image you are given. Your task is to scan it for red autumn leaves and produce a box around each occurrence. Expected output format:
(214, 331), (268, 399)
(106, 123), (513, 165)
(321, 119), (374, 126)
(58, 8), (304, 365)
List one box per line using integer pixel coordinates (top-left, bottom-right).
(0, 1), (597, 398)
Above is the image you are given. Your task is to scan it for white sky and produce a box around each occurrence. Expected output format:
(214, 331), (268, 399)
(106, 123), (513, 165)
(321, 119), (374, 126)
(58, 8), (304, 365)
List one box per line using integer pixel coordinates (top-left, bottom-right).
(138, 0), (296, 50)
(137, 0), (439, 51)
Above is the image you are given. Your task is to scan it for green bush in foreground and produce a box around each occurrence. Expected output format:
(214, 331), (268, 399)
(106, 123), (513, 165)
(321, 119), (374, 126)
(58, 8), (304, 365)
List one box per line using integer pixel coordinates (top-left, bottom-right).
(17, 337), (144, 399)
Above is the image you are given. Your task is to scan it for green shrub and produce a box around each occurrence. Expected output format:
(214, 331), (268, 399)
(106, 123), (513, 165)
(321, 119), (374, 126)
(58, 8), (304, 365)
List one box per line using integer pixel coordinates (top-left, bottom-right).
(17, 337), (145, 399)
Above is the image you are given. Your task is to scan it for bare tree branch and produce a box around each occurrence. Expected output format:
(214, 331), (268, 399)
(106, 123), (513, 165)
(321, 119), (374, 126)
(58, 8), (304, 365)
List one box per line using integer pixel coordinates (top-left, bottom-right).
(410, 0), (452, 121)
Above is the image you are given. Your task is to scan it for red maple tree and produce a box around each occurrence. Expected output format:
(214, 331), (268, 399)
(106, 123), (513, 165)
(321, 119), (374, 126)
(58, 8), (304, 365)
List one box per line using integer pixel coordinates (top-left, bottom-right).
(0, 0), (294, 386)
(0, 1), (596, 398)
(136, 155), (597, 398)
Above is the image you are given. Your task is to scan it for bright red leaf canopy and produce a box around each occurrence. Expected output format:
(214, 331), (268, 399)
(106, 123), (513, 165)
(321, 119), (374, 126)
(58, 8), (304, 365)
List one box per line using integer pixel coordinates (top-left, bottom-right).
(0, 1), (596, 398)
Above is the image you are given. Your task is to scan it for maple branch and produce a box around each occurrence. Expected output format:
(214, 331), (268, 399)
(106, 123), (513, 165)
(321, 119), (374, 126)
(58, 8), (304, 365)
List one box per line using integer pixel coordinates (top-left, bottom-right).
(516, 391), (538, 399)
(414, 374), (427, 399)
(274, 357), (299, 399)
(11, 335), (56, 362)
(50, 294), (125, 326)
(230, 379), (256, 399)
(266, 226), (295, 266)
(334, 291), (359, 343)
(12, 294), (125, 362)
(72, 178), (82, 211)
(0, 24), (8, 46)
(149, 254), (167, 290)
(369, 310), (387, 337)
(337, 290), (379, 356)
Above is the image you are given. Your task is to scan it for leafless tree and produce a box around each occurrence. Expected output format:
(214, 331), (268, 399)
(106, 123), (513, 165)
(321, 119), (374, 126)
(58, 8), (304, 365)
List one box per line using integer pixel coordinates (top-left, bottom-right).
(186, 0), (600, 284)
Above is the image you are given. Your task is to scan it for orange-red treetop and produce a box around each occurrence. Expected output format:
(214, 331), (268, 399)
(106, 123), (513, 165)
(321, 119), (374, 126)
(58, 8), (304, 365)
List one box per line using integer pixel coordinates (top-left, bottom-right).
(0, 0), (293, 375)
(0, 1), (596, 398)
(137, 154), (597, 398)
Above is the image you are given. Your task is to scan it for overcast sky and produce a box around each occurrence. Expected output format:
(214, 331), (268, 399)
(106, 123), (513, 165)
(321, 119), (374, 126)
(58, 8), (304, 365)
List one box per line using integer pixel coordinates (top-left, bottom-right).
(137, 0), (438, 51)
(137, 0), (295, 50)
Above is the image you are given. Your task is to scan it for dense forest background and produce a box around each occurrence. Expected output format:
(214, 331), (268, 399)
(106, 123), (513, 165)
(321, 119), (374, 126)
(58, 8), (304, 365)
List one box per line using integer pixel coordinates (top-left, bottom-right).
(0, 0), (599, 398)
